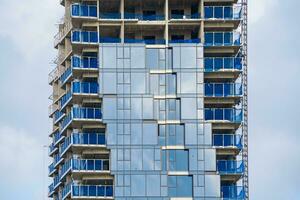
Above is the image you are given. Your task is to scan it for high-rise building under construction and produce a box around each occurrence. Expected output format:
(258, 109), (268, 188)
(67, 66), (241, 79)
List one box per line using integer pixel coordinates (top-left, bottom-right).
(48, 0), (248, 199)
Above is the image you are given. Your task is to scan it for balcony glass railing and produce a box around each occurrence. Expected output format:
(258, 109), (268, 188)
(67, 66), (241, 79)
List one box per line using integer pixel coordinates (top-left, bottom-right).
(204, 32), (241, 46)
(204, 57), (242, 72)
(48, 163), (56, 174)
(170, 13), (200, 19)
(213, 134), (242, 149)
(125, 38), (166, 45)
(217, 160), (244, 174)
(49, 143), (57, 154)
(60, 91), (72, 109)
(60, 158), (109, 180)
(72, 184), (113, 197)
(71, 4), (97, 18)
(124, 13), (165, 20)
(54, 131), (63, 145)
(60, 67), (72, 85)
(71, 55), (98, 69)
(205, 108), (243, 122)
(62, 182), (72, 200)
(204, 6), (242, 19)
(99, 13), (121, 19)
(54, 154), (63, 166)
(72, 82), (99, 94)
(169, 38), (201, 44)
(72, 31), (98, 43)
(60, 133), (106, 156)
(54, 110), (64, 123)
(99, 37), (121, 43)
(48, 183), (54, 196)
(60, 107), (102, 132)
(221, 186), (245, 199)
(204, 83), (242, 97)
(53, 174), (61, 189)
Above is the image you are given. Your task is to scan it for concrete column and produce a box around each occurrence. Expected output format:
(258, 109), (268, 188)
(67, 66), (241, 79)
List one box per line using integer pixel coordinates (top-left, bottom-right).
(165, 0), (169, 45)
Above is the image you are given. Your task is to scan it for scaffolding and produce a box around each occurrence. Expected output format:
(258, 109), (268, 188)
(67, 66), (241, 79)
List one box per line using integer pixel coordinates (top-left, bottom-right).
(241, 0), (249, 199)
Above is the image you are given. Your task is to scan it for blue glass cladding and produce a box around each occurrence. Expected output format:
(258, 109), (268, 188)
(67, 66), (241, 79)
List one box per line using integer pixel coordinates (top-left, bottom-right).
(168, 176), (193, 197)
(164, 150), (189, 171)
(71, 4), (97, 17)
(221, 186), (245, 199)
(72, 107), (102, 119)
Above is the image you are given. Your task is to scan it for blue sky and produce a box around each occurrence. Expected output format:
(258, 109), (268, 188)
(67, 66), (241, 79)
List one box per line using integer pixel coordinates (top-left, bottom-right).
(0, 0), (299, 199)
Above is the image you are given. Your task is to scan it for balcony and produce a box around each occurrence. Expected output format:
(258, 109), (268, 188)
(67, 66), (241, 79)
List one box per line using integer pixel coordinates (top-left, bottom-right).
(48, 183), (54, 197)
(169, 38), (201, 44)
(205, 83), (242, 97)
(53, 131), (64, 146)
(62, 183), (113, 200)
(60, 56), (98, 85)
(204, 57), (242, 72)
(60, 82), (99, 109)
(48, 163), (56, 176)
(204, 108), (243, 123)
(53, 110), (65, 125)
(204, 6), (242, 20)
(204, 32), (241, 47)
(221, 186), (245, 199)
(217, 160), (244, 175)
(60, 158), (110, 180)
(124, 38), (166, 45)
(213, 134), (242, 149)
(53, 174), (62, 190)
(53, 153), (63, 167)
(48, 67), (59, 84)
(60, 107), (102, 133)
(60, 133), (106, 157)
(99, 13), (121, 20)
(49, 143), (58, 156)
(71, 4), (97, 18)
(124, 13), (165, 21)
(71, 31), (98, 44)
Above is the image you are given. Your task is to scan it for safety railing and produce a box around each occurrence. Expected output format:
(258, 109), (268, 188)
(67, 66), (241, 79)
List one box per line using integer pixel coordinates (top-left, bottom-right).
(60, 66), (72, 85)
(204, 83), (242, 97)
(60, 133), (106, 156)
(99, 37), (121, 43)
(49, 143), (57, 155)
(48, 183), (54, 196)
(54, 153), (63, 167)
(204, 6), (242, 19)
(71, 31), (98, 43)
(204, 57), (242, 72)
(72, 82), (99, 94)
(213, 134), (242, 149)
(71, 55), (98, 69)
(124, 13), (165, 20)
(221, 186), (245, 199)
(48, 67), (59, 84)
(217, 160), (244, 174)
(60, 90), (72, 109)
(204, 32), (241, 46)
(99, 13), (121, 19)
(54, 20), (72, 47)
(124, 38), (166, 45)
(53, 174), (61, 189)
(48, 103), (58, 117)
(71, 4), (97, 18)
(53, 110), (65, 124)
(72, 184), (113, 198)
(204, 108), (243, 122)
(48, 163), (56, 175)
(169, 38), (201, 43)
(170, 13), (200, 19)
(60, 107), (102, 132)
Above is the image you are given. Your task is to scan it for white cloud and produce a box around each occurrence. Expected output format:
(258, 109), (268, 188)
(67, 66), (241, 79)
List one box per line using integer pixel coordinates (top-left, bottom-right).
(0, 126), (48, 200)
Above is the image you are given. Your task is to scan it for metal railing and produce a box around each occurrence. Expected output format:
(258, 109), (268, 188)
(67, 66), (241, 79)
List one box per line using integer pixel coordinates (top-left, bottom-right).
(204, 83), (242, 97)
(48, 67), (59, 84)
(72, 82), (99, 94)
(204, 57), (242, 72)
(71, 55), (98, 69)
(204, 108), (243, 122)
(54, 20), (72, 47)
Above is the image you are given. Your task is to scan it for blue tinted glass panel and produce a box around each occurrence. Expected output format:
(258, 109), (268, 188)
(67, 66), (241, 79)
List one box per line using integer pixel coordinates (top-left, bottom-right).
(205, 109), (213, 120)
(215, 109), (223, 120)
(204, 58), (213, 71)
(214, 7), (223, 18)
(205, 33), (213, 45)
(72, 4), (80, 16)
(205, 7), (213, 18)
(81, 5), (88, 16)
(89, 6), (97, 17)
(224, 32), (232, 45)
(224, 58), (233, 69)
(224, 7), (233, 18)
(205, 84), (213, 96)
(214, 58), (223, 71)
(214, 33), (223, 45)
(215, 84), (223, 97)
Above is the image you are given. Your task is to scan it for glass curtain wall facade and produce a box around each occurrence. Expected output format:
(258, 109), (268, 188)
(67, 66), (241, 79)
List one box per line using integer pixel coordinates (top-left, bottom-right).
(48, 0), (248, 199)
